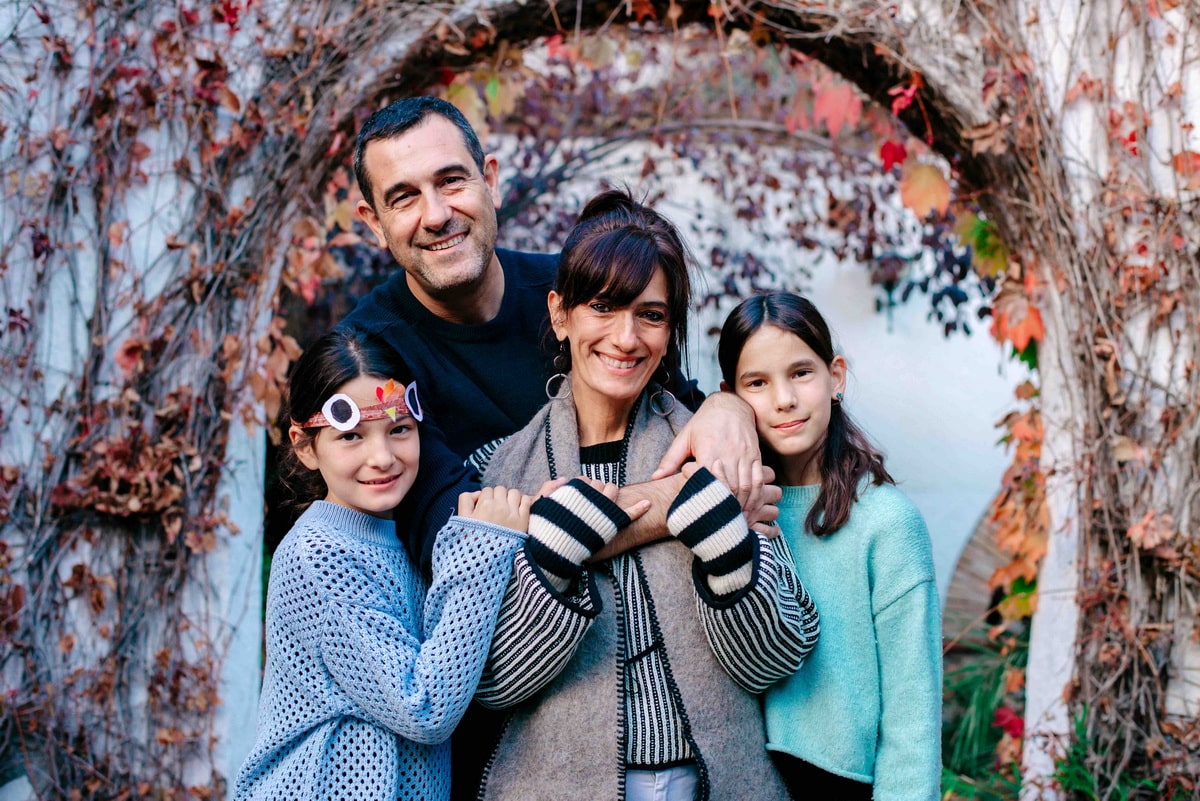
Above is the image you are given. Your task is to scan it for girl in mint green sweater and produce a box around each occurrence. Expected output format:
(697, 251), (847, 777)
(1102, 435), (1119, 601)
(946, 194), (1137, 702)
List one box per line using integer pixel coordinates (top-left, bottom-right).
(717, 292), (942, 801)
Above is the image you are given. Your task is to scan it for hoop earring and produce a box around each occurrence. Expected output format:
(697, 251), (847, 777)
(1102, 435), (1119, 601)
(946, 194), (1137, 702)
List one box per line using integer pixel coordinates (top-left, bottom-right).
(552, 339), (570, 373)
(546, 373), (571, 400)
(650, 387), (676, 416)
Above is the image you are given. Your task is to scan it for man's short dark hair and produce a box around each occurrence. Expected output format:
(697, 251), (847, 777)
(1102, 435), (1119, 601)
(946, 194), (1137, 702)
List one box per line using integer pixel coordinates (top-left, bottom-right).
(353, 96), (486, 209)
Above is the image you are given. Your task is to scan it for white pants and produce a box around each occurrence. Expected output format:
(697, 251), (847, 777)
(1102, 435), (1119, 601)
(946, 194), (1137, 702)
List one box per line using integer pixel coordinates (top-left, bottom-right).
(625, 765), (700, 801)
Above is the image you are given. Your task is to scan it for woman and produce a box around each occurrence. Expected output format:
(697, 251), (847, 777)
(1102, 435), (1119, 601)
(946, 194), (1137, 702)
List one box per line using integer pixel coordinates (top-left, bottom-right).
(473, 189), (820, 801)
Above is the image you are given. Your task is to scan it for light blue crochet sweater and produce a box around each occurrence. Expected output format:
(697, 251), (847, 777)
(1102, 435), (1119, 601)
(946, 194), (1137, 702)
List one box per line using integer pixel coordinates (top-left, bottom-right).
(235, 501), (524, 801)
(764, 483), (942, 801)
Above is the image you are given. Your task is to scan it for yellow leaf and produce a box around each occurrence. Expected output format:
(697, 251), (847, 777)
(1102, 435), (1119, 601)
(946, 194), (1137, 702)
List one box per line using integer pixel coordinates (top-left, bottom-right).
(445, 81), (489, 141)
(1110, 435), (1143, 464)
(578, 34), (616, 70)
(328, 200), (356, 233)
(485, 74), (524, 118)
(997, 586), (1037, 620)
(899, 163), (950, 219)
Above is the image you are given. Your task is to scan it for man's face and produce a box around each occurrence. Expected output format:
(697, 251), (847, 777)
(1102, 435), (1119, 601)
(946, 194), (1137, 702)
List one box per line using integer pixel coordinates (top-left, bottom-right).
(356, 116), (502, 306)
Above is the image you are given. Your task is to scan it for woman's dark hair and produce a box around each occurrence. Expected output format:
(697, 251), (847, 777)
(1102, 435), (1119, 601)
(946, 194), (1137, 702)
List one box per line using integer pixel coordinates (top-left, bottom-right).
(717, 292), (893, 537)
(553, 188), (692, 377)
(278, 329), (415, 508)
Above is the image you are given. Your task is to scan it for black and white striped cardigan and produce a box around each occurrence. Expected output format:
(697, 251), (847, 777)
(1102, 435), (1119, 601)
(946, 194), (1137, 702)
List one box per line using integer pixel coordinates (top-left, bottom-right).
(475, 387), (819, 800)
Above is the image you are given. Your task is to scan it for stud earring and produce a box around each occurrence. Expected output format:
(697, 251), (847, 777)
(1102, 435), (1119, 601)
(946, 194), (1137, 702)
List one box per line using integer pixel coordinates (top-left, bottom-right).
(833, 392), (844, 405)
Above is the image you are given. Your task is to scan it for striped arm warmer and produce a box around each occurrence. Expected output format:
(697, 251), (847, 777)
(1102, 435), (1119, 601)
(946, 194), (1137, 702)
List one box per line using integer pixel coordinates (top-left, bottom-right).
(526, 478), (631, 591)
(696, 532), (821, 692)
(667, 468), (757, 597)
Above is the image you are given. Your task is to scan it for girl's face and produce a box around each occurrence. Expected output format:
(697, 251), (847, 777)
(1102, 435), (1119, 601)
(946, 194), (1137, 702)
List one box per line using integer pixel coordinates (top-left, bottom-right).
(723, 324), (846, 486)
(548, 267), (672, 417)
(290, 375), (420, 518)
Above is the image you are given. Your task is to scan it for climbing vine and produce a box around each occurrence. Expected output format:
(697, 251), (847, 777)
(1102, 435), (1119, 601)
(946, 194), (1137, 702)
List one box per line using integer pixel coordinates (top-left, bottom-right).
(2, 0), (1198, 798)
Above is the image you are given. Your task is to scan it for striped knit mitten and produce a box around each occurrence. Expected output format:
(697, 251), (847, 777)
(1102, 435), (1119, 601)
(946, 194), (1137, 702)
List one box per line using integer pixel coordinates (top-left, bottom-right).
(526, 478), (632, 591)
(667, 468), (757, 597)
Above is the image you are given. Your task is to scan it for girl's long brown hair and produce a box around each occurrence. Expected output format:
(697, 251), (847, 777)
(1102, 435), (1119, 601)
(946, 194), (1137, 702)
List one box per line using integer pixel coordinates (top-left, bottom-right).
(717, 292), (893, 536)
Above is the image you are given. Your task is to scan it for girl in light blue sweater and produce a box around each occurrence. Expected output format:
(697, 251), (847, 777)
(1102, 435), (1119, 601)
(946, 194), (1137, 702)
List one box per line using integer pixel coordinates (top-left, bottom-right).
(717, 293), (942, 801)
(235, 330), (533, 801)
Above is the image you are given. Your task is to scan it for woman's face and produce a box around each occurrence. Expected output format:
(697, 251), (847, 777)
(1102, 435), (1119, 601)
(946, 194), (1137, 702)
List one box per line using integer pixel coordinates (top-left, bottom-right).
(549, 267), (672, 415)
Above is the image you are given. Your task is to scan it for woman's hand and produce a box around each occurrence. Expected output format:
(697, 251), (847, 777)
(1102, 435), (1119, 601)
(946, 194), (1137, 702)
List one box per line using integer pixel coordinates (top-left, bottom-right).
(458, 485), (534, 532)
(571, 476), (653, 523)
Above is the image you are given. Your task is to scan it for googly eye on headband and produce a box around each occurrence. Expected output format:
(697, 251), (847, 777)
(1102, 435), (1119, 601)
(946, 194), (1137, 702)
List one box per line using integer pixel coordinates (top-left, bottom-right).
(294, 379), (423, 431)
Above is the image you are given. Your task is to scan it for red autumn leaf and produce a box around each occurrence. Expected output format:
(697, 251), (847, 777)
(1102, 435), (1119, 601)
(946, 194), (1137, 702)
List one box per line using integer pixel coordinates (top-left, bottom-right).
(879, 140), (908, 171)
(630, 0), (656, 22)
(115, 337), (146, 374)
(888, 82), (918, 117)
(992, 706), (1024, 738)
(813, 83), (861, 137)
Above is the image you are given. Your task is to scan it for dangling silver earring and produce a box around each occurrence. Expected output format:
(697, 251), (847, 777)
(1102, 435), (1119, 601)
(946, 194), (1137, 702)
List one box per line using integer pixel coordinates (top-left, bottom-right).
(650, 362), (676, 416)
(650, 387), (676, 416)
(546, 373), (571, 400)
(833, 392), (844, 405)
(552, 339), (570, 374)
(547, 339), (571, 400)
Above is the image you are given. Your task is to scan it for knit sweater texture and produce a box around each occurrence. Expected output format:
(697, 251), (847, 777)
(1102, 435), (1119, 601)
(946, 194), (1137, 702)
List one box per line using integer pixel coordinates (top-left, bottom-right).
(764, 482), (943, 801)
(234, 501), (524, 801)
(478, 390), (816, 801)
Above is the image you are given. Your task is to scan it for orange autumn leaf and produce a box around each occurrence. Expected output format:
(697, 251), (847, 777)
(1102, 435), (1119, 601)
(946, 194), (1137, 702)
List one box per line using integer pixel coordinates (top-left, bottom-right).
(1005, 305), (1044, 351)
(899, 162), (950, 219)
(990, 279), (1045, 351)
(1171, 150), (1200, 175)
(107, 220), (129, 247)
(1171, 151), (1200, 189)
(1009, 411), (1042, 444)
(1126, 511), (1174, 550)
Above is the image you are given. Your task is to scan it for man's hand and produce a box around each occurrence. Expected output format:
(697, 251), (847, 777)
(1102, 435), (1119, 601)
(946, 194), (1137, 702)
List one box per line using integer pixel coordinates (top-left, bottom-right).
(652, 392), (761, 506)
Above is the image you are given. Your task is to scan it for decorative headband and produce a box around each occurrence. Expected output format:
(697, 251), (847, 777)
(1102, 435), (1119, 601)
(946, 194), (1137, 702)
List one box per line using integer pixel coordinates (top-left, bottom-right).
(295, 379), (424, 431)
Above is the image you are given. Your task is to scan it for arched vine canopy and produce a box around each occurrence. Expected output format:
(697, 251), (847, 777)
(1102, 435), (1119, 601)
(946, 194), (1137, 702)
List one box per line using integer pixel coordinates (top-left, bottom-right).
(1, 0), (1197, 798)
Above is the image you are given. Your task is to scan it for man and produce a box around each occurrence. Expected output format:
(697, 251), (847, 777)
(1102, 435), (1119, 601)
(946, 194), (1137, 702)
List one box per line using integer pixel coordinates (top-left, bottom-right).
(338, 96), (775, 798)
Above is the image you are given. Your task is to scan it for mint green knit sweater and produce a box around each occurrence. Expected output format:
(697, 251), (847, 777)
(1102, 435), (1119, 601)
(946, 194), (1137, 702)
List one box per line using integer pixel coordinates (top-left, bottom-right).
(765, 482), (942, 801)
